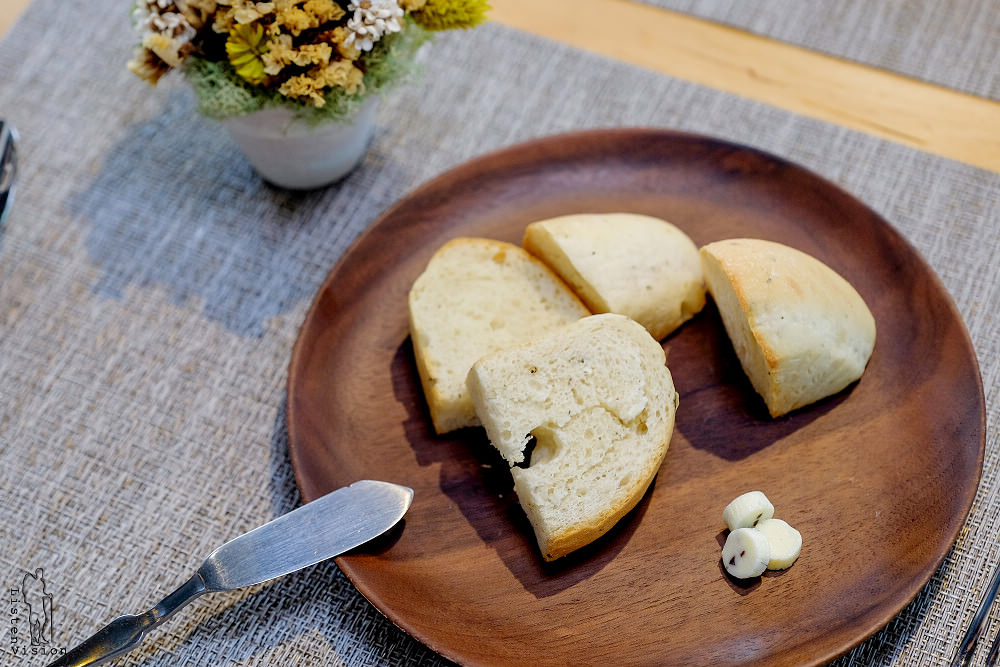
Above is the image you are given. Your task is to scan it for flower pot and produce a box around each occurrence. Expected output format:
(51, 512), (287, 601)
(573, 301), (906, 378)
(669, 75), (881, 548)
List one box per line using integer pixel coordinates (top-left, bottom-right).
(223, 97), (378, 189)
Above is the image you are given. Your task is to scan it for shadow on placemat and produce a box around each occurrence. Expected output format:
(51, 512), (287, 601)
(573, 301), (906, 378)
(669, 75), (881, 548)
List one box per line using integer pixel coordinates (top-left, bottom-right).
(64, 95), (390, 338)
(264, 400), (452, 665)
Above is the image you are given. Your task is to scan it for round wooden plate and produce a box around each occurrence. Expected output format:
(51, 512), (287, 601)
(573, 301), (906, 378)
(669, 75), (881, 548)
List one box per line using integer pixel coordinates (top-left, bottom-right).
(287, 129), (985, 666)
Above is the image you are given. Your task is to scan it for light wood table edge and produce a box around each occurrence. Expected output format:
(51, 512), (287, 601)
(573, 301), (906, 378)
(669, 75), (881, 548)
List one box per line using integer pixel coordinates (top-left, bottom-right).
(489, 0), (1000, 174)
(0, 0), (31, 42)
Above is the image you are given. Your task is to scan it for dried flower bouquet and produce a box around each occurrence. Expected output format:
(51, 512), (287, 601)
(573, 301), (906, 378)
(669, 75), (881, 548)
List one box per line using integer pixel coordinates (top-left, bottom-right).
(128, 0), (489, 122)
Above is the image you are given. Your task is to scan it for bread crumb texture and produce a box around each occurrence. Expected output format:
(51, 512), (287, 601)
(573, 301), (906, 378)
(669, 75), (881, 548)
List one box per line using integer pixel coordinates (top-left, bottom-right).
(408, 238), (589, 434)
(467, 313), (677, 560)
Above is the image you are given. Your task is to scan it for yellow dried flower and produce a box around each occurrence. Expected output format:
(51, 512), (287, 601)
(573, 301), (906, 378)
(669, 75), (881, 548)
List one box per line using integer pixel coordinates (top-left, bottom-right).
(278, 60), (364, 106)
(316, 60), (364, 94)
(411, 0), (490, 31)
(127, 46), (171, 84)
(142, 32), (187, 68)
(234, 2), (276, 23)
(177, 0), (219, 29)
(212, 8), (238, 32)
(278, 74), (326, 106)
(261, 33), (295, 74)
(129, 0), (487, 116)
(226, 22), (270, 84)
(296, 43), (334, 66)
(212, 1), (272, 29)
(275, 0), (345, 36)
(329, 26), (361, 60)
(275, 8), (314, 35)
(304, 0), (346, 23)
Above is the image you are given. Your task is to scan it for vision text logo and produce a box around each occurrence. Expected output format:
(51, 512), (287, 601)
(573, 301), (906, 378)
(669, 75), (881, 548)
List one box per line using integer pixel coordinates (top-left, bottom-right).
(9, 568), (65, 659)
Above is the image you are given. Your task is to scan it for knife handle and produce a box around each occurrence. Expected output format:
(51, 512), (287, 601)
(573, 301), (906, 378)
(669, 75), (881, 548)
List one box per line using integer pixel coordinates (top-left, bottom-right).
(47, 573), (208, 667)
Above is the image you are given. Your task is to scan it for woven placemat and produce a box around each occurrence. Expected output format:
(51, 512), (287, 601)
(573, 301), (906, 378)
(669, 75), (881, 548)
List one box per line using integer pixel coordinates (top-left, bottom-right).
(0, 1), (998, 665)
(640, 0), (1000, 102)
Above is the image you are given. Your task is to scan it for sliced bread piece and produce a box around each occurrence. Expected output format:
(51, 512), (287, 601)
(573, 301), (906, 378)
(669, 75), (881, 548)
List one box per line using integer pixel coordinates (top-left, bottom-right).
(467, 313), (677, 561)
(408, 237), (589, 434)
(523, 213), (706, 340)
(700, 238), (876, 418)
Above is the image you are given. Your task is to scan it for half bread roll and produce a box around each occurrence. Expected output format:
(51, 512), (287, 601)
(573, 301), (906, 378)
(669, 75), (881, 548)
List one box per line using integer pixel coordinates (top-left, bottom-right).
(700, 238), (876, 418)
(523, 213), (705, 339)
(467, 313), (678, 561)
(408, 237), (589, 434)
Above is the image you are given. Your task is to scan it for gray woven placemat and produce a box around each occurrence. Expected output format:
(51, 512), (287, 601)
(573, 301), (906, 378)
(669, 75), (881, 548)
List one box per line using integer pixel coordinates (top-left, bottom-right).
(639, 0), (1000, 102)
(0, 1), (998, 665)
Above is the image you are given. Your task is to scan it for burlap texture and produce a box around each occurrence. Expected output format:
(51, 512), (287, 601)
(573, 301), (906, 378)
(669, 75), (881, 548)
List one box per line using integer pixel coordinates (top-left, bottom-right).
(642, 0), (1000, 102)
(0, 1), (998, 665)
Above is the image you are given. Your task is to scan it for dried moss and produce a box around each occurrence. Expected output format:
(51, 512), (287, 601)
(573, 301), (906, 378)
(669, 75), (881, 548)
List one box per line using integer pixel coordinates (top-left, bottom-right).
(184, 20), (432, 123)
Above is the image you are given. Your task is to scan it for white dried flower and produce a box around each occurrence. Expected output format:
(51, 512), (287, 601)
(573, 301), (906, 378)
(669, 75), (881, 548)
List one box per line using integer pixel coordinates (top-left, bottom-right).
(132, 1), (196, 42)
(344, 0), (404, 52)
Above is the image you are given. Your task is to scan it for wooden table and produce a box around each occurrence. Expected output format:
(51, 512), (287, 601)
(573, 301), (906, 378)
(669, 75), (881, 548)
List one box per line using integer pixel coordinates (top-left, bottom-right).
(0, 0), (29, 42)
(1, 2), (997, 666)
(6, 0), (994, 172)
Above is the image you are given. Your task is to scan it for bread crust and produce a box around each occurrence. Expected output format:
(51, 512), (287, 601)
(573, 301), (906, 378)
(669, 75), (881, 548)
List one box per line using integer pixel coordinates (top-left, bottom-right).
(700, 238), (876, 417)
(467, 313), (677, 561)
(519, 426), (668, 561)
(523, 213), (706, 340)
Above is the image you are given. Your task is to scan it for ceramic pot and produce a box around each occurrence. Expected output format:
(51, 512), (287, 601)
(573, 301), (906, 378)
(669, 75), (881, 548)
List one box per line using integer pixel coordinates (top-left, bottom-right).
(223, 96), (377, 189)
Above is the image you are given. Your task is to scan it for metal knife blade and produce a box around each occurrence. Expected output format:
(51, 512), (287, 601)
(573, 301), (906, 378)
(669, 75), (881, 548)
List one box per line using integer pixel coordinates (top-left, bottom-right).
(48, 480), (413, 667)
(200, 479), (412, 590)
(0, 119), (17, 226)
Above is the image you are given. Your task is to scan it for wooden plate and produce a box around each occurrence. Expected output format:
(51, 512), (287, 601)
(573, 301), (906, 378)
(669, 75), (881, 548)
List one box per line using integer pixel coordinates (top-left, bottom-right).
(287, 129), (985, 666)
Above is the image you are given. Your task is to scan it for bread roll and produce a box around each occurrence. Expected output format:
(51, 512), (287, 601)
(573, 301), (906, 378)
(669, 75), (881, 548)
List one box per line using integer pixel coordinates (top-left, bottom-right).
(467, 313), (677, 561)
(408, 237), (589, 434)
(523, 213), (705, 339)
(700, 238), (876, 418)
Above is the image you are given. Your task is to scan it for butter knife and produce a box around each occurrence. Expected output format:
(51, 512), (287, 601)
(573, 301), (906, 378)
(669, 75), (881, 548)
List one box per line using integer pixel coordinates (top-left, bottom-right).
(48, 480), (413, 667)
(0, 119), (16, 225)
